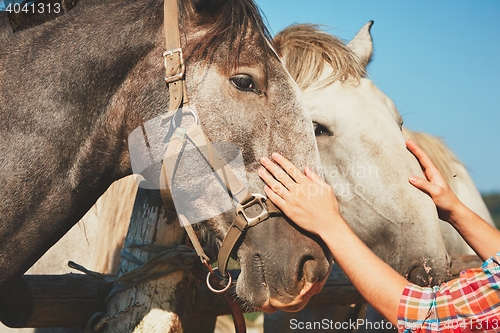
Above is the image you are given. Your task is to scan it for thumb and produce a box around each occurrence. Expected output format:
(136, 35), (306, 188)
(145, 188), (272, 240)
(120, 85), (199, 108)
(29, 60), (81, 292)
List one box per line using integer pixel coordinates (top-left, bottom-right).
(409, 175), (440, 197)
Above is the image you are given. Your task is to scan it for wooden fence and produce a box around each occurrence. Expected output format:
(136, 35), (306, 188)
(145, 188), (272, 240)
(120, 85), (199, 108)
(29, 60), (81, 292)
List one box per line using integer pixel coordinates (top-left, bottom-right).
(0, 255), (482, 329)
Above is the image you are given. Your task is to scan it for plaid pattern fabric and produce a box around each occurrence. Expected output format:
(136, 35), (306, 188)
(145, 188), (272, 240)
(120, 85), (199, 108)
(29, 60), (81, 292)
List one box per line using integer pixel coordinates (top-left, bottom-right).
(398, 252), (500, 332)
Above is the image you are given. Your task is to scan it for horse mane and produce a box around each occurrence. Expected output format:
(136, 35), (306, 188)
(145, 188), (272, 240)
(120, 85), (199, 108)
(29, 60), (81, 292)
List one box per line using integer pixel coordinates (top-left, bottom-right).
(2, 0), (275, 71)
(402, 127), (467, 186)
(274, 24), (365, 90)
(180, 0), (275, 71)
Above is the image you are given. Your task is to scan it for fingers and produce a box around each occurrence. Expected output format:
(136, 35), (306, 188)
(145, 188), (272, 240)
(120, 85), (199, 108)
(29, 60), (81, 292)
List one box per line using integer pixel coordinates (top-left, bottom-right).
(259, 153), (324, 203)
(406, 139), (448, 187)
(263, 185), (286, 211)
(269, 153), (307, 184)
(258, 166), (289, 198)
(405, 139), (435, 173)
(259, 155), (299, 191)
(408, 175), (441, 197)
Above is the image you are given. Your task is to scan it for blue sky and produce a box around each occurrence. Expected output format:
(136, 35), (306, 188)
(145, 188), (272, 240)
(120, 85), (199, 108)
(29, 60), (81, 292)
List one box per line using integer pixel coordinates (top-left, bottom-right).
(256, 0), (499, 193)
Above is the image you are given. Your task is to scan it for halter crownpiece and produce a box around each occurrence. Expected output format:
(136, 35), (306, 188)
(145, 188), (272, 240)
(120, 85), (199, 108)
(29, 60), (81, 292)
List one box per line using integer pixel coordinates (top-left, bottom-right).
(163, 0), (186, 112)
(163, 48), (184, 84)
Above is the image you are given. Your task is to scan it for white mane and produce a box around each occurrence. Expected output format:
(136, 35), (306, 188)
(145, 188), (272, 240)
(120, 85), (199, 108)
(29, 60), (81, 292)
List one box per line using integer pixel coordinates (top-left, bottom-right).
(274, 24), (365, 90)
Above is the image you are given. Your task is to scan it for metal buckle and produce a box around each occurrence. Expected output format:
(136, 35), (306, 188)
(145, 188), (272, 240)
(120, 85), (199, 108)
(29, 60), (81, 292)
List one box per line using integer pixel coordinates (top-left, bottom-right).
(163, 48), (185, 83)
(236, 194), (269, 227)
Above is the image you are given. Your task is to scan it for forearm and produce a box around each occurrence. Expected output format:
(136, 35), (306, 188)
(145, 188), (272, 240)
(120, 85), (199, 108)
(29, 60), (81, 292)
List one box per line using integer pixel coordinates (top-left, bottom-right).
(449, 203), (500, 261)
(405, 140), (500, 261)
(320, 219), (408, 326)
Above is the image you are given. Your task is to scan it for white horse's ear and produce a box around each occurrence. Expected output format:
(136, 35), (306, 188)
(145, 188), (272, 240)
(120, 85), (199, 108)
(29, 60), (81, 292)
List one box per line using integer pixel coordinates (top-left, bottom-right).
(347, 21), (374, 69)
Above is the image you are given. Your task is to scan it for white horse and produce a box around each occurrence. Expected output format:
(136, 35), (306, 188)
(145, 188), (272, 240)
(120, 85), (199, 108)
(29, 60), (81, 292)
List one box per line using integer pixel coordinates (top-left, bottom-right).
(3, 21), (488, 333)
(264, 22), (494, 333)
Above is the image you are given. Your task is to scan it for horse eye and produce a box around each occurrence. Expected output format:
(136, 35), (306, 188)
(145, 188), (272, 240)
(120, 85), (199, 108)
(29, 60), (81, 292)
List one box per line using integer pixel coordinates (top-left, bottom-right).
(231, 74), (259, 93)
(313, 123), (332, 137)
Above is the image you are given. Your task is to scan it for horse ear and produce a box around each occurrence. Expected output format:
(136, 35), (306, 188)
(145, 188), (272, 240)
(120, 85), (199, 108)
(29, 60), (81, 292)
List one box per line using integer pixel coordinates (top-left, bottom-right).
(347, 20), (374, 70)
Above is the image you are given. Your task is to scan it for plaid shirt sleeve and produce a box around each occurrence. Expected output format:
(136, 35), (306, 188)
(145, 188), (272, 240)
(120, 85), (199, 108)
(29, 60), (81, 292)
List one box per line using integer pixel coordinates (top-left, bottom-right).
(398, 252), (500, 333)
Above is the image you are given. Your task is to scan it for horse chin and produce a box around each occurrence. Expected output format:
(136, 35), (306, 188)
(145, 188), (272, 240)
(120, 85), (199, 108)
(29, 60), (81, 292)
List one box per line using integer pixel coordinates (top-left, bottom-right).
(259, 302), (278, 313)
(236, 280), (323, 313)
(256, 279), (326, 313)
(273, 279), (326, 312)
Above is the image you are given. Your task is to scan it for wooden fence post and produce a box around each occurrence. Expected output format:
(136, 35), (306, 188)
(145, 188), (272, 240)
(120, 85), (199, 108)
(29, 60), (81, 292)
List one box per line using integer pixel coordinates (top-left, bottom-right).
(99, 185), (196, 333)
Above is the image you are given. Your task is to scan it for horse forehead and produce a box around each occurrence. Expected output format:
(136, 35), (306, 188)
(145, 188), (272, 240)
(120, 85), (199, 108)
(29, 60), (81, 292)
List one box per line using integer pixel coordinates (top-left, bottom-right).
(306, 78), (397, 117)
(230, 31), (276, 67)
(302, 81), (362, 123)
(357, 78), (402, 124)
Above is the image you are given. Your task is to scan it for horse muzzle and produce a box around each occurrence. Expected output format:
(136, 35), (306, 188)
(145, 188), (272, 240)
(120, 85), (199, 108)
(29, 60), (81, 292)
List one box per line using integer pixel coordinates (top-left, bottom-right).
(234, 215), (333, 312)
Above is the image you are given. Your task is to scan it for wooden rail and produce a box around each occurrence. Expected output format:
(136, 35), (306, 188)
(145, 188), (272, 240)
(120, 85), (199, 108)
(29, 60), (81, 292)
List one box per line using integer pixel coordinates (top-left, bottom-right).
(0, 255), (483, 328)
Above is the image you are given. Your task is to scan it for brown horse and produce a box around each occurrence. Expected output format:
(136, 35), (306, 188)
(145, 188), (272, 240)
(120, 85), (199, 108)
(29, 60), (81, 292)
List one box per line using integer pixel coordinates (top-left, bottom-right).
(0, 0), (331, 315)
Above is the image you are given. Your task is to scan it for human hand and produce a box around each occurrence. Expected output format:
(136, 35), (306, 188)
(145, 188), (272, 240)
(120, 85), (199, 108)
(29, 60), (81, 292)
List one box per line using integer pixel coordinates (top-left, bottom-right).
(406, 139), (463, 223)
(258, 153), (341, 237)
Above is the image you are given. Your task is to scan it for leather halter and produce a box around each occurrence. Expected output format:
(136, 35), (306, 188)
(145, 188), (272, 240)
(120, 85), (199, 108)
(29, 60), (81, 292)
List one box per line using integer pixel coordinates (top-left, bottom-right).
(161, 0), (280, 292)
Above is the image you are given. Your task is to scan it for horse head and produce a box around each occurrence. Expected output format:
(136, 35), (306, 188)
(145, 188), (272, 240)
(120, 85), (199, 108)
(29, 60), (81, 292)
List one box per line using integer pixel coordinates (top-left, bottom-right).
(275, 22), (452, 287)
(164, 0), (332, 312)
(0, 0), (332, 312)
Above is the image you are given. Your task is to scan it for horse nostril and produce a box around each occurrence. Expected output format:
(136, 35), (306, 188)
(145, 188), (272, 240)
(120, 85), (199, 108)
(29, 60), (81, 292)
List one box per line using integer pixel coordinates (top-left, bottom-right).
(407, 265), (431, 287)
(297, 255), (316, 282)
(407, 266), (420, 285)
(407, 260), (436, 287)
(407, 255), (453, 288)
(446, 253), (452, 268)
